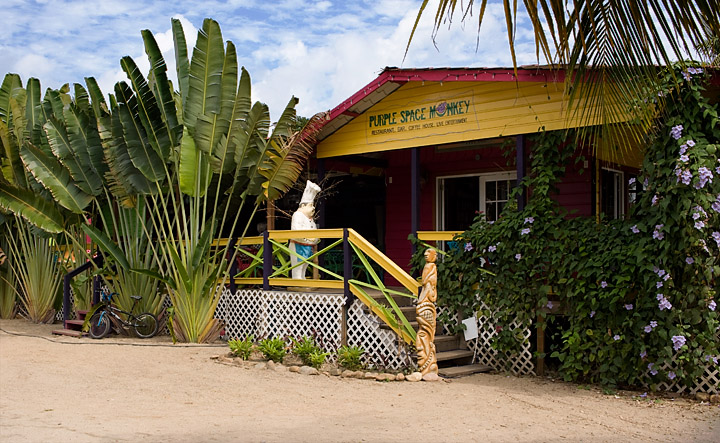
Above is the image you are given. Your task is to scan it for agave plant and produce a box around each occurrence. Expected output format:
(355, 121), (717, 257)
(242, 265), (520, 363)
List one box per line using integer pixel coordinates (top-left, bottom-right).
(0, 224), (18, 319)
(6, 220), (63, 323)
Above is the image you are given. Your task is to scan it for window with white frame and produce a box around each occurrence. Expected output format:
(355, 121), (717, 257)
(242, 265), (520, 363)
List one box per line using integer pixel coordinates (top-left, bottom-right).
(601, 168), (625, 219)
(437, 172), (517, 230)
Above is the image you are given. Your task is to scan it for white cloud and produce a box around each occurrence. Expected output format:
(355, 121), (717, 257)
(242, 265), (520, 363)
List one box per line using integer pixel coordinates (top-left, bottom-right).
(1, 0), (537, 120)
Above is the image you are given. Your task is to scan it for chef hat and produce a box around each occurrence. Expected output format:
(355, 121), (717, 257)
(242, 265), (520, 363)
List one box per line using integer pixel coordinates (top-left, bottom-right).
(300, 180), (321, 205)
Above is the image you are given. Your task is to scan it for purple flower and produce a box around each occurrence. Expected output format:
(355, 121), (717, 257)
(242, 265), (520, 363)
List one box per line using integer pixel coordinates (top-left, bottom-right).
(644, 325), (653, 333)
(488, 245), (497, 252)
(679, 154), (689, 163)
(650, 321), (657, 328)
(668, 371), (676, 380)
(515, 253), (522, 261)
(648, 362), (658, 376)
(709, 300), (716, 311)
(682, 71), (692, 81)
(546, 301), (553, 309)
(589, 310), (595, 318)
(601, 281), (608, 288)
(713, 232), (720, 248)
(658, 296), (673, 311)
(656, 293), (664, 301)
(625, 304), (633, 310)
(640, 350), (647, 359)
(663, 273), (670, 281)
(464, 242), (473, 252)
(628, 177), (636, 186)
(640, 392), (648, 398)
(713, 198), (720, 213)
(656, 269), (665, 277)
(687, 67), (703, 75)
(695, 220), (705, 230)
(524, 217), (534, 224)
(613, 334), (621, 341)
(671, 335), (686, 351)
(680, 169), (692, 185)
(697, 166), (713, 188)
(686, 139), (696, 147)
(651, 194), (660, 205)
(653, 225), (664, 240)
(670, 125), (683, 140)
(631, 225), (640, 234)
(521, 228), (531, 236)
(679, 144), (688, 155)
(657, 281), (663, 289)
(643, 177), (649, 187)
(685, 257), (694, 264)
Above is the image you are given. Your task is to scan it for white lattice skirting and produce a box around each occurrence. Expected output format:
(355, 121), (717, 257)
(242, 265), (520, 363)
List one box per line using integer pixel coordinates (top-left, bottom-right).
(346, 300), (412, 371)
(216, 288), (345, 360)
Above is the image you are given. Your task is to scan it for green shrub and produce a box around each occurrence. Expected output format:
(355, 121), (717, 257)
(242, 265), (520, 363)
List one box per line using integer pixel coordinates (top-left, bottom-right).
(228, 335), (254, 360)
(409, 63), (719, 389)
(258, 337), (287, 363)
(292, 336), (320, 365)
(307, 350), (331, 369)
(337, 345), (365, 371)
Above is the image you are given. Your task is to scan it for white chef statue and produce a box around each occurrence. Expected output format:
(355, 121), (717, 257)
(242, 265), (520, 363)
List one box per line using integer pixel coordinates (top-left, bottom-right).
(290, 180), (321, 279)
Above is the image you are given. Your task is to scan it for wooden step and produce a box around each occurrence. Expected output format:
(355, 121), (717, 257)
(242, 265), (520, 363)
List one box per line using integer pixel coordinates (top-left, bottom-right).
(439, 364), (491, 378)
(64, 319), (85, 331)
(434, 334), (460, 352)
(368, 291), (415, 307)
(51, 329), (84, 337)
(436, 349), (473, 362)
(76, 310), (89, 320)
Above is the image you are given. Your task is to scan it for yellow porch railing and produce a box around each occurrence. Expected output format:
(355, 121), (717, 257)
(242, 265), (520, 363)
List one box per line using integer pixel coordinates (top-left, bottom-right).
(224, 228), (419, 343)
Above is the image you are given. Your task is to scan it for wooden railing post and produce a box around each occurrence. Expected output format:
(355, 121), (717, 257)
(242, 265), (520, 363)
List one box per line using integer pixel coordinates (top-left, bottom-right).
(416, 248), (438, 376)
(263, 231), (271, 291)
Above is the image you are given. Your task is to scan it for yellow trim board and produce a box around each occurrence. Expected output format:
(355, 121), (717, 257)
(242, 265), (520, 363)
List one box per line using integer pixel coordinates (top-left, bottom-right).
(268, 278), (344, 289)
(416, 231), (464, 241)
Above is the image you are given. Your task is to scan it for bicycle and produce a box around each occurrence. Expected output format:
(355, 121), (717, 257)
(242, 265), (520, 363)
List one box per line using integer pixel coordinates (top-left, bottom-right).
(88, 290), (158, 339)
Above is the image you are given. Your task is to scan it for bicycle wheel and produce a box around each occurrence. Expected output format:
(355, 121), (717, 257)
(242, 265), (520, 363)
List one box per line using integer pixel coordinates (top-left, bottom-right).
(133, 313), (158, 338)
(88, 311), (111, 339)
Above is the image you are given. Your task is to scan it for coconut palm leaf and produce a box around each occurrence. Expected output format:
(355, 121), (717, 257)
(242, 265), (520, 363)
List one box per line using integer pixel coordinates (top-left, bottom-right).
(258, 109), (326, 203)
(19, 141), (92, 214)
(0, 183), (64, 233)
(410, 0), (720, 157)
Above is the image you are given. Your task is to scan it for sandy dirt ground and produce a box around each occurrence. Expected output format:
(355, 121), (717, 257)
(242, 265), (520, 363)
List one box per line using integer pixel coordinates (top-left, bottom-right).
(1, 318), (718, 442)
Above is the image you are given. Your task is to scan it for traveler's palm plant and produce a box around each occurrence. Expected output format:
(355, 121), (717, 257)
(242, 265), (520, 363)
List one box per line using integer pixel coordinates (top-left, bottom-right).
(0, 18), (322, 342)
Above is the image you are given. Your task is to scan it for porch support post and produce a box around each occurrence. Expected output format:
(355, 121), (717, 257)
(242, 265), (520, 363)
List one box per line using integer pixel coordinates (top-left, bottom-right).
(516, 134), (526, 211)
(263, 231), (271, 291)
(228, 237), (238, 293)
(411, 147), (420, 255)
(317, 159), (326, 273)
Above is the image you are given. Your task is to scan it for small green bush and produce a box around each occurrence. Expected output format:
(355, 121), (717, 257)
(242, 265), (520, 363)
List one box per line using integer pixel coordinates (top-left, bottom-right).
(337, 345), (365, 371)
(307, 350), (331, 369)
(292, 336), (320, 365)
(228, 335), (254, 360)
(258, 337), (287, 363)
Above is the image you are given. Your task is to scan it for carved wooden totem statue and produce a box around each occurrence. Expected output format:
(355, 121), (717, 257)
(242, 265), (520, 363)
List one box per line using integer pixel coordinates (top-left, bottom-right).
(416, 248), (438, 376)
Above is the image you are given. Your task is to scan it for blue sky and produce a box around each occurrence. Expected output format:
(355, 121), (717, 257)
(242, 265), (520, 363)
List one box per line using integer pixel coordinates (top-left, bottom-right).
(1, 0), (539, 120)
